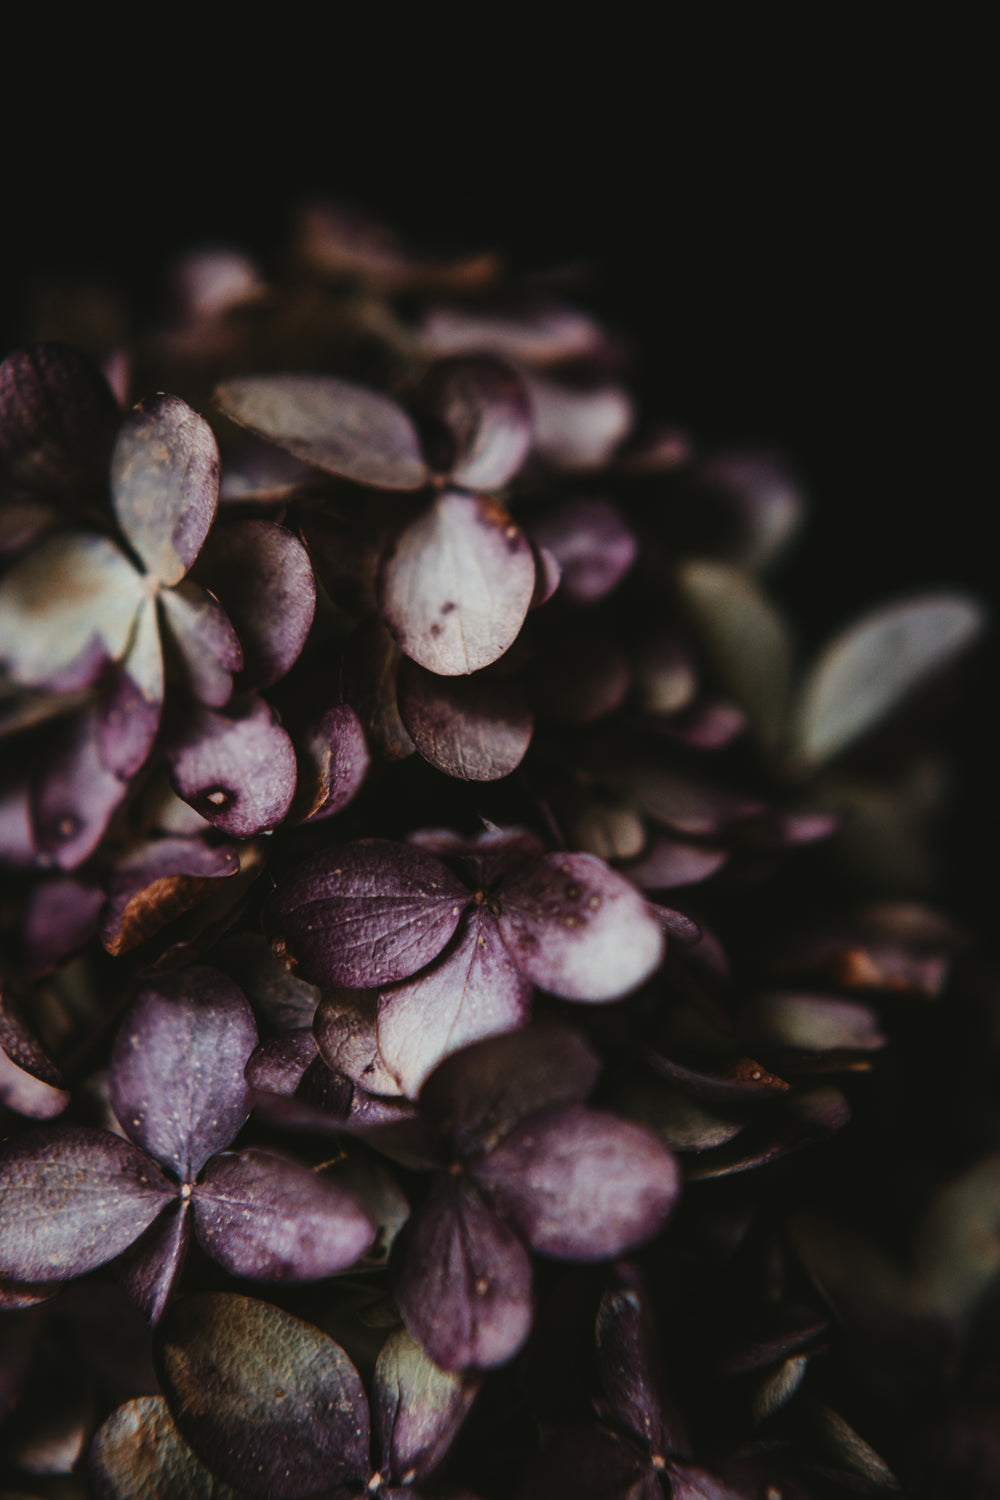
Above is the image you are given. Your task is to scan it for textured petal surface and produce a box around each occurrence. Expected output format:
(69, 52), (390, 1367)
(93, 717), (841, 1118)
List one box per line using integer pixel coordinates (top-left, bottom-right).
(196, 520), (316, 689)
(596, 1263), (686, 1457)
(478, 1104), (680, 1259)
(31, 704), (129, 870)
(101, 837), (240, 956)
(377, 909), (533, 1097)
(90, 1395), (240, 1500)
(159, 581), (243, 707)
(314, 991), (402, 1097)
(397, 660), (533, 780)
(396, 1182), (534, 1372)
(111, 395), (220, 586)
(0, 1125), (173, 1280)
(156, 1292), (371, 1497)
(266, 840), (468, 988)
(378, 490), (536, 675)
(374, 1325), (479, 1485)
(291, 703), (371, 823)
(497, 852), (665, 1000)
(193, 1147), (375, 1280)
(167, 699), (297, 837)
(117, 1202), (192, 1326)
(214, 373), (428, 490)
(416, 355), (533, 491)
(108, 967), (257, 1179)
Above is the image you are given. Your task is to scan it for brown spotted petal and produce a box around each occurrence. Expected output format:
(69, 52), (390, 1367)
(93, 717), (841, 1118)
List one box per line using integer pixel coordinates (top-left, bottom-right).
(107, 967), (257, 1180)
(166, 698), (296, 837)
(110, 395), (220, 587)
(214, 373), (428, 491)
(477, 1104), (679, 1260)
(416, 355), (533, 491)
(378, 490), (536, 675)
(159, 582), (244, 707)
(101, 838), (241, 956)
(397, 659), (533, 781)
(374, 1325), (480, 1485)
(0, 1125), (174, 1281)
(0, 343), (119, 500)
(529, 498), (638, 605)
(192, 1146), (375, 1280)
(265, 840), (468, 989)
(497, 853), (665, 1001)
(195, 519), (316, 690)
(377, 908), (533, 1098)
(395, 1180), (534, 1372)
(89, 1394), (242, 1500)
(156, 1292), (372, 1498)
(419, 300), (607, 366)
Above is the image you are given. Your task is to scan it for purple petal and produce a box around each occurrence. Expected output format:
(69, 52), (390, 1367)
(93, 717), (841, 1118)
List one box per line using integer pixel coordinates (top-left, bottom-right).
(31, 704), (129, 870)
(101, 837), (241, 956)
(219, 933), (320, 1030)
(374, 1325), (479, 1485)
(108, 966), (257, 1179)
(396, 1182), (534, 1371)
(291, 703), (371, 823)
(793, 593), (986, 768)
(110, 395), (220, 586)
(378, 490), (536, 675)
(89, 1394), (241, 1500)
(596, 1262), (685, 1457)
(700, 452), (804, 571)
(397, 660), (533, 781)
(530, 543), (562, 607)
(0, 780), (36, 869)
(245, 1034), (353, 1135)
(0, 993), (63, 1086)
(245, 1030), (321, 1096)
(156, 1292), (371, 1497)
(266, 839), (467, 989)
(167, 698), (296, 837)
(529, 498), (638, 604)
(0, 1046), (70, 1119)
(420, 1020), (601, 1161)
(0, 343), (118, 498)
(659, 700), (747, 750)
(214, 373), (428, 491)
(340, 617), (416, 762)
(159, 581), (243, 706)
(0, 531), (142, 692)
(526, 374), (634, 470)
(419, 300), (607, 365)
(117, 1202), (191, 1325)
(378, 909), (533, 1097)
(647, 1053), (789, 1107)
(478, 1104), (680, 1260)
(623, 836), (728, 891)
(0, 1125), (173, 1280)
(416, 355), (533, 491)
(193, 1146), (375, 1280)
(497, 853), (665, 1001)
(196, 520), (316, 690)
(612, 765), (765, 837)
(314, 992), (402, 1097)
(22, 877), (104, 975)
(97, 596), (163, 777)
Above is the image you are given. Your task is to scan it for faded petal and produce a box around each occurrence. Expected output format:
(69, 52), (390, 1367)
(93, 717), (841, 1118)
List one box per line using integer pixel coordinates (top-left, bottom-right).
(167, 698), (297, 837)
(374, 1324), (479, 1485)
(159, 581), (243, 707)
(196, 519), (316, 690)
(89, 1394), (241, 1500)
(416, 354), (533, 491)
(397, 660), (533, 781)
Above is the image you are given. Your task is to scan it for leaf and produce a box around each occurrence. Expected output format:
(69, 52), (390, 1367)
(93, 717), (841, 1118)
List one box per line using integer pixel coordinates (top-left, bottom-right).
(377, 908), (533, 1097)
(156, 1292), (371, 1497)
(167, 699), (297, 837)
(792, 593), (986, 769)
(675, 560), (793, 750)
(529, 498), (638, 604)
(420, 300), (605, 365)
(378, 490), (536, 675)
(266, 840), (468, 989)
(0, 1125), (173, 1280)
(397, 660), (533, 781)
(496, 852), (665, 1001)
(90, 1395), (241, 1499)
(108, 967), (257, 1180)
(374, 1325), (479, 1484)
(196, 520), (316, 690)
(111, 395), (220, 586)
(193, 1147), (375, 1281)
(478, 1104), (680, 1260)
(395, 1181), (534, 1372)
(214, 374), (428, 491)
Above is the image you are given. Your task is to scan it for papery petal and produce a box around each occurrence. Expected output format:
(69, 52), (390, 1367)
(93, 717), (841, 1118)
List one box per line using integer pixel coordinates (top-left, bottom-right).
(219, 933), (321, 1031)
(290, 703), (371, 823)
(101, 837), (240, 956)
(747, 993), (886, 1053)
(700, 452), (804, 572)
(478, 1104), (680, 1260)
(0, 532), (142, 691)
(31, 704), (129, 870)
(0, 1125), (173, 1280)
(193, 1146), (375, 1279)
(159, 581), (243, 706)
(374, 1324), (479, 1485)
(117, 1201), (192, 1326)
(419, 300), (606, 366)
(111, 394), (220, 586)
(22, 876), (104, 975)
(420, 1020), (601, 1161)
(527, 374), (633, 470)
(378, 909), (533, 1098)
(108, 966), (257, 1179)
(0, 992), (63, 1086)
(497, 852), (664, 1001)
(529, 498), (638, 604)
(0, 343), (118, 498)
(266, 839), (467, 988)
(314, 991), (402, 1097)
(415, 355), (533, 491)
(611, 765), (764, 837)
(97, 594), (163, 777)
(156, 1292), (371, 1497)
(397, 659), (533, 780)
(90, 1394), (241, 1500)
(596, 1262), (686, 1457)
(396, 1181), (534, 1372)
(0, 1046), (70, 1119)
(340, 617), (416, 761)
(623, 836), (728, 890)
(196, 519), (315, 689)
(378, 490), (536, 675)
(167, 698), (296, 837)
(214, 373), (428, 491)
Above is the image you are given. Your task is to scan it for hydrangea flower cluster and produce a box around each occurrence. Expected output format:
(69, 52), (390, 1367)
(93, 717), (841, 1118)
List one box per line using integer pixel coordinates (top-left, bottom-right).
(0, 205), (993, 1497)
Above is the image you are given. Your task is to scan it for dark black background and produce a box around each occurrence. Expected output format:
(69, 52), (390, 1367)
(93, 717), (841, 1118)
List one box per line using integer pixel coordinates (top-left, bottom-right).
(4, 30), (997, 915)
